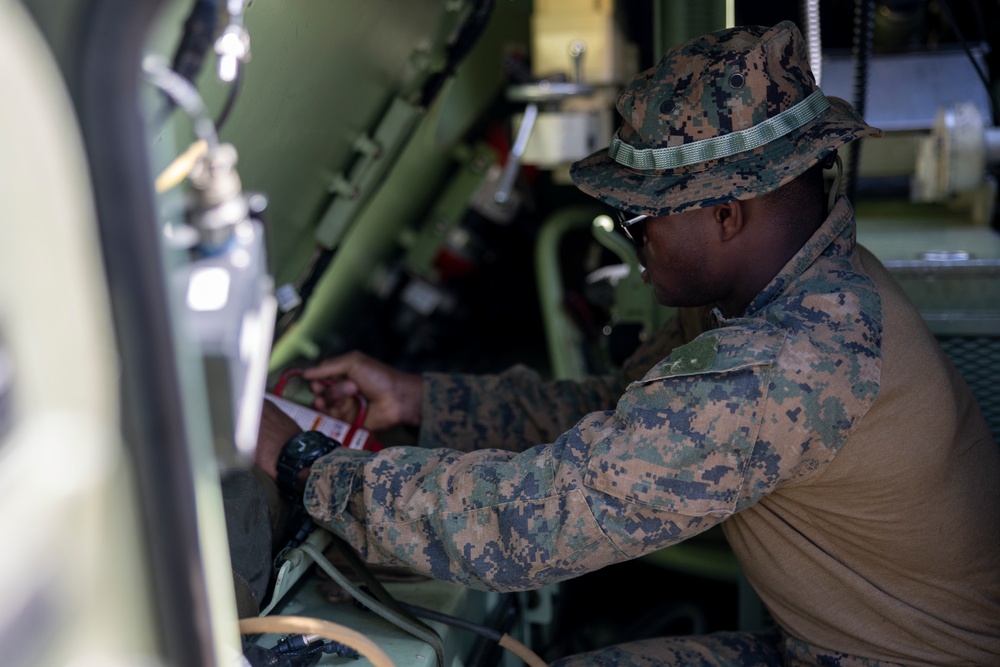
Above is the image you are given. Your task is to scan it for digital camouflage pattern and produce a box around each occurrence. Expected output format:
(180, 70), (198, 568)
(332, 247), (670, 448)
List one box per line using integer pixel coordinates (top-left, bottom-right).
(550, 629), (787, 667)
(549, 629), (907, 667)
(416, 305), (714, 454)
(570, 21), (882, 217)
(305, 198), (1000, 665)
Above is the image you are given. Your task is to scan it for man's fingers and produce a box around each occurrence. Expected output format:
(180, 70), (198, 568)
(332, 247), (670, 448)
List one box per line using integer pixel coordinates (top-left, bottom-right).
(302, 351), (366, 381)
(312, 389), (359, 419)
(328, 396), (360, 424)
(309, 378), (358, 399)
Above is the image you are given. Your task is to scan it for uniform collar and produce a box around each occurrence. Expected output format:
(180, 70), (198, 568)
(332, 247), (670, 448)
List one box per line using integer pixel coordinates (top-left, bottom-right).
(735, 196), (856, 320)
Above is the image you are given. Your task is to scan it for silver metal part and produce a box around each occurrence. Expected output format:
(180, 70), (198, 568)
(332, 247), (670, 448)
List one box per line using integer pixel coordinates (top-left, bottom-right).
(494, 102), (539, 204)
(182, 141), (276, 463)
(913, 102), (997, 202)
(215, 0), (251, 82)
(494, 76), (598, 204)
(214, 24), (251, 83)
(275, 283), (303, 313)
(180, 217), (276, 463)
(506, 81), (595, 104)
(569, 39), (587, 83)
(188, 144), (250, 249)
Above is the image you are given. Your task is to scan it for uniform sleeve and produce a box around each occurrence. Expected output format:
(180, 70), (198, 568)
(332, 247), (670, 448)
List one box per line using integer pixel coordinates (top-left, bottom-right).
(417, 306), (713, 452)
(304, 322), (819, 594)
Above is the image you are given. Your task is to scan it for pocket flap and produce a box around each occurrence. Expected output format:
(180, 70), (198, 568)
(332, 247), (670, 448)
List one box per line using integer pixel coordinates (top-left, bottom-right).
(586, 326), (784, 517)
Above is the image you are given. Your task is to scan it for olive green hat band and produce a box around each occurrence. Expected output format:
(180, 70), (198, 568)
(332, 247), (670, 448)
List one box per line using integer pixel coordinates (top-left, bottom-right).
(608, 89), (831, 171)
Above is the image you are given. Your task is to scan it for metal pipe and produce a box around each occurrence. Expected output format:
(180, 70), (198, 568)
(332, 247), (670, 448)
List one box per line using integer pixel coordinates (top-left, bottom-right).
(534, 206), (605, 379)
(494, 102), (539, 205)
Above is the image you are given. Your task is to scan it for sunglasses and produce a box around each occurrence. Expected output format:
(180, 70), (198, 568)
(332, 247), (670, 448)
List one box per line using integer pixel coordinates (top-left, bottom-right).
(614, 210), (649, 248)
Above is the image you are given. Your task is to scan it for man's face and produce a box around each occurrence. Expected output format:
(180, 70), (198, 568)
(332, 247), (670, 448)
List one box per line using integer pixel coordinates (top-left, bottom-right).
(635, 206), (729, 308)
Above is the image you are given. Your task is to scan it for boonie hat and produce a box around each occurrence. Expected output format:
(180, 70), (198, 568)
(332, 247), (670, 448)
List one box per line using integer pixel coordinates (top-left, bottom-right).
(570, 20), (883, 216)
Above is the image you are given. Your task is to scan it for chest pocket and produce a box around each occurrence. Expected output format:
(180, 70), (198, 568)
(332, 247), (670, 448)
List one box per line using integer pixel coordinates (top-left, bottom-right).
(584, 326), (785, 518)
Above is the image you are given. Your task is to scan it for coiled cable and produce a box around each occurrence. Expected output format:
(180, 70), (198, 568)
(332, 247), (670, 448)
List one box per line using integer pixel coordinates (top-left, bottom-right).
(845, 0), (875, 203)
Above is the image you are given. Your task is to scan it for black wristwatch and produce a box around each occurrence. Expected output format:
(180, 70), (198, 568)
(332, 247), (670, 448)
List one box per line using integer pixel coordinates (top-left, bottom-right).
(276, 431), (339, 500)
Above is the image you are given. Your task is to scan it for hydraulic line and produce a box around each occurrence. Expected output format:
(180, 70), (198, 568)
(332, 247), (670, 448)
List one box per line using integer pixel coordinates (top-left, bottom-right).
(170, 0), (219, 83)
(155, 139), (208, 193)
(143, 56), (219, 149)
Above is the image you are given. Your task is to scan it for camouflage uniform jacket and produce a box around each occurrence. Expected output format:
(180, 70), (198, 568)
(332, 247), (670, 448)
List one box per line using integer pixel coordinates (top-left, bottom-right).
(305, 197), (1000, 665)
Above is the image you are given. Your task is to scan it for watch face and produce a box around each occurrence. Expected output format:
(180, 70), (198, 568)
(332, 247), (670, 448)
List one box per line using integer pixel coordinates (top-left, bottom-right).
(284, 431), (337, 463)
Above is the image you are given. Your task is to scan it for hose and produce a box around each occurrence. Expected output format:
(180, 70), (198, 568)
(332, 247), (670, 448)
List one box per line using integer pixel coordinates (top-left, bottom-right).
(171, 0), (219, 83)
(239, 615), (395, 667)
(215, 66), (243, 132)
(155, 139), (209, 193)
(143, 57), (220, 149)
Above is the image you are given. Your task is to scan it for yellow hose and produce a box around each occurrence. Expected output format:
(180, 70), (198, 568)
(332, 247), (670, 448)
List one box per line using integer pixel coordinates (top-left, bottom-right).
(239, 614), (395, 667)
(154, 139), (208, 193)
(499, 633), (550, 667)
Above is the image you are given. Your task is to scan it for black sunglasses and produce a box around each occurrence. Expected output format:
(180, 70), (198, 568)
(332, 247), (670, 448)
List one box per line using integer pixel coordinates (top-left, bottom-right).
(615, 210), (649, 248)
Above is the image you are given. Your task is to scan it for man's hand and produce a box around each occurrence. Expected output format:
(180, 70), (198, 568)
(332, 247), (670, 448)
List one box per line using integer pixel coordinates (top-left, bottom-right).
(254, 399), (302, 480)
(303, 351), (422, 432)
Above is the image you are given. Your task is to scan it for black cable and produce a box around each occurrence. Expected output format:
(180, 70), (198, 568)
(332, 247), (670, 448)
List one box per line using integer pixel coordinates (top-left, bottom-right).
(272, 246), (335, 341)
(936, 0), (999, 124)
(271, 634), (360, 659)
(215, 65), (243, 132)
(396, 600), (504, 642)
(419, 0), (496, 107)
(171, 0), (219, 83)
(282, 517), (317, 551)
(845, 0), (875, 204)
(152, 0), (218, 131)
(465, 593), (518, 667)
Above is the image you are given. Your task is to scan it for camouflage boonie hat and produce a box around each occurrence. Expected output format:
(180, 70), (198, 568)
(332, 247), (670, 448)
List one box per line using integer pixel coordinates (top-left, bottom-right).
(570, 21), (883, 216)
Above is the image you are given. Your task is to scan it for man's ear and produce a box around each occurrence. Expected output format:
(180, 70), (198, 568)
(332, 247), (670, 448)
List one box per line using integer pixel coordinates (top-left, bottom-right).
(713, 201), (744, 241)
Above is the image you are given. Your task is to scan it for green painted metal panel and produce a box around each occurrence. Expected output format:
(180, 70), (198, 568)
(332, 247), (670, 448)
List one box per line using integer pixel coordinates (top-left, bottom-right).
(195, 0), (487, 287)
(267, 1), (532, 368)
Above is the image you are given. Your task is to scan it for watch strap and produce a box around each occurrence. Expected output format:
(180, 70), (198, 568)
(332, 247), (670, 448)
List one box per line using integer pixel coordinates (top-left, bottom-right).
(276, 430), (338, 500)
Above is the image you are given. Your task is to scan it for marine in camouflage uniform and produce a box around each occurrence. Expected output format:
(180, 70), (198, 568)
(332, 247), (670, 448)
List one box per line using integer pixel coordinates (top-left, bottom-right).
(302, 22), (1000, 665)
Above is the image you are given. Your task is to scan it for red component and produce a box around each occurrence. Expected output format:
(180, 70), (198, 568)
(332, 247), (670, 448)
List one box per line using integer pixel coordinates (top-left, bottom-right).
(433, 247), (477, 279)
(272, 367), (383, 452)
